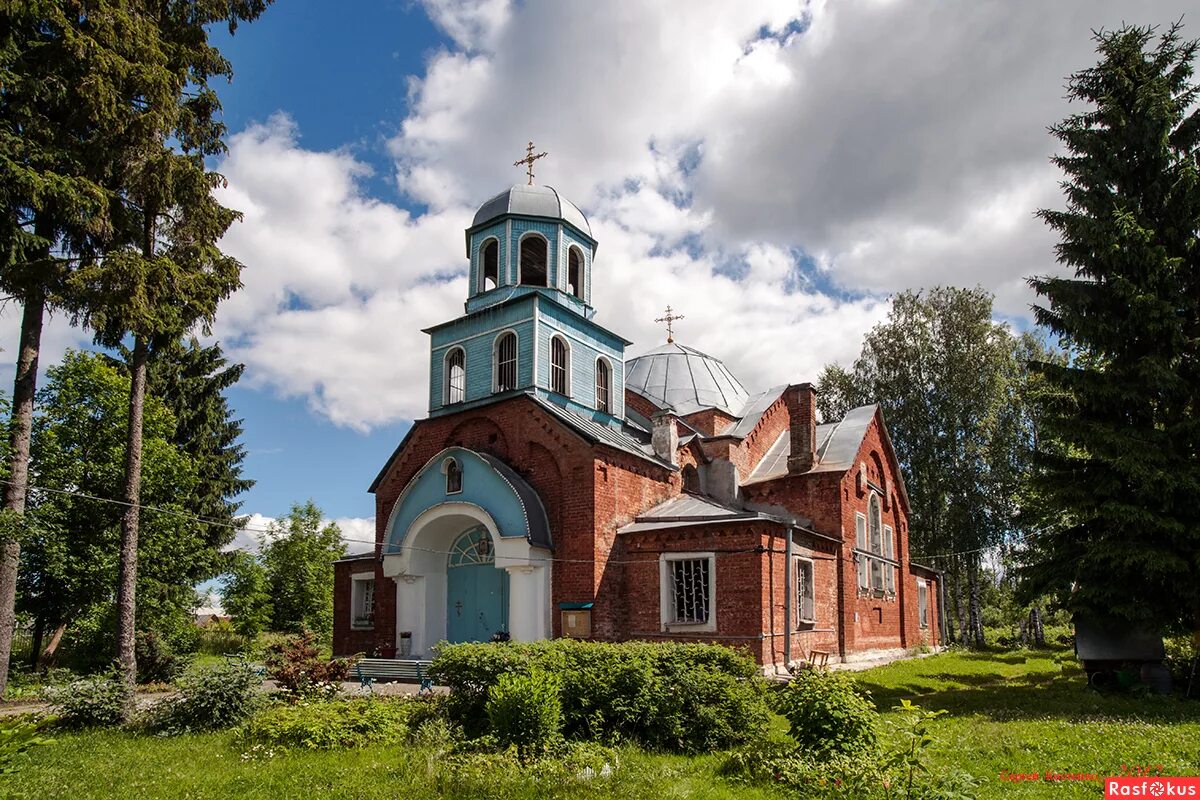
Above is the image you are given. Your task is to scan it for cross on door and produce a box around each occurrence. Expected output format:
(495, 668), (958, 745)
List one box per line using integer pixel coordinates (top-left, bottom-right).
(454, 600), (463, 617)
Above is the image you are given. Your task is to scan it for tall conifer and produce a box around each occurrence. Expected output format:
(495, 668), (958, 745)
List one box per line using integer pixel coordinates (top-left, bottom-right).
(1021, 24), (1200, 633)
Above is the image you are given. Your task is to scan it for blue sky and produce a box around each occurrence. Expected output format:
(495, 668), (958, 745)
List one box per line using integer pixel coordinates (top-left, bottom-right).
(4, 0), (1193, 557)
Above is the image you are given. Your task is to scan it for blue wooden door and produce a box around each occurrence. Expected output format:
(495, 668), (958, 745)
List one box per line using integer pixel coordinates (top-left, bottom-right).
(446, 528), (508, 643)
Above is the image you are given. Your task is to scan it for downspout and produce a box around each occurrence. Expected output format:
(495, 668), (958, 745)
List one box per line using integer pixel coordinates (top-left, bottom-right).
(784, 526), (794, 670)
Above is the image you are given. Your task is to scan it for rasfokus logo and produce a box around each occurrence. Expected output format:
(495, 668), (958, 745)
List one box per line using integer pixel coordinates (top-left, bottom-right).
(1106, 777), (1200, 798)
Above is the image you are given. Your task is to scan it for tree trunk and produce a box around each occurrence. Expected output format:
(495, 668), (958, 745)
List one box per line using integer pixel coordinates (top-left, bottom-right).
(954, 566), (969, 646)
(968, 562), (985, 648)
(0, 290), (45, 699)
(115, 336), (149, 698)
(41, 621), (68, 666)
(1031, 605), (1045, 648)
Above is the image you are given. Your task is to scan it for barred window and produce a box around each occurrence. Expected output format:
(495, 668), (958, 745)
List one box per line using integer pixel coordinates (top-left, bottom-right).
(481, 239), (499, 291)
(795, 558), (815, 623)
(550, 336), (569, 395)
(668, 558), (710, 625)
(445, 347), (466, 404)
(595, 358), (611, 413)
(495, 332), (517, 392)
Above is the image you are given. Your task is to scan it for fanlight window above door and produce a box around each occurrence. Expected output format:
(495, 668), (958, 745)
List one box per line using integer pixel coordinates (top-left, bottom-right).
(448, 527), (495, 568)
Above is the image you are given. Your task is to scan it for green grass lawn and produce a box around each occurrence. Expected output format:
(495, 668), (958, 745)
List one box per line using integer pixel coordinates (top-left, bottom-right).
(861, 648), (1200, 799)
(7, 647), (1198, 799)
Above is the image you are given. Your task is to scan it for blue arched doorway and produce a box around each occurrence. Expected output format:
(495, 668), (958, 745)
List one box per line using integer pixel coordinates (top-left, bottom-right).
(446, 527), (509, 643)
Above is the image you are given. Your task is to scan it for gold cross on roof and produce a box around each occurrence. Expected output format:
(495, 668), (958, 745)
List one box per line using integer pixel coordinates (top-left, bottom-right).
(655, 305), (685, 344)
(513, 140), (548, 185)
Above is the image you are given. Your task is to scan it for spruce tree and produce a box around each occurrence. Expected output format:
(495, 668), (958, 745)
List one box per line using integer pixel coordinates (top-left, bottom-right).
(1020, 24), (1200, 634)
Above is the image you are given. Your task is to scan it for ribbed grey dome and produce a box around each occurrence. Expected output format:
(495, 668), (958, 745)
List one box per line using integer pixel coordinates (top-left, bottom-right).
(472, 184), (591, 236)
(625, 342), (750, 417)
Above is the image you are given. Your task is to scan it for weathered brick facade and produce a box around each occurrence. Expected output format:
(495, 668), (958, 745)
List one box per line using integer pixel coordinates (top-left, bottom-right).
(333, 384), (940, 669)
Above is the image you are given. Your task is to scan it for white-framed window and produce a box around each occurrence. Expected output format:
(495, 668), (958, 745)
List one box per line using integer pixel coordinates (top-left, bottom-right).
(917, 579), (929, 629)
(351, 573), (375, 629)
(794, 557), (815, 624)
(567, 245), (585, 300)
(595, 357), (611, 413)
(659, 552), (716, 632)
(479, 237), (500, 291)
(855, 513), (869, 591)
(443, 457), (463, 494)
(856, 496), (896, 596)
(494, 331), (518, 392)
(444, 347), (466, 405)
(550, 335), (570, 395)
(519, 233), (548, 286)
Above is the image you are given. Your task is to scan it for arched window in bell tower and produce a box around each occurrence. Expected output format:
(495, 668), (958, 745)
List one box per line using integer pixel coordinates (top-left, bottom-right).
(567, 246), (585, 301)
(480, 239), (499, 291)
(519, 234), (548, 287)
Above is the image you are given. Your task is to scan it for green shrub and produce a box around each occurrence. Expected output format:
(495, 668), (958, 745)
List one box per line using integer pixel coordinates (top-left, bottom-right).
(135, 631), (187, 684)
(430, 639), (768, 752)
(0, 719), (54, 775)
(265, 632), (351, 702)
(197, 619), (248, 655)
(772, 670), (878, 755)
(44, 672), (130, 729)
(486, 669), (562, 760)
(1163, 634), (1198, 684)
(238, 697), (410, 750)
(150, 661), (261, 734)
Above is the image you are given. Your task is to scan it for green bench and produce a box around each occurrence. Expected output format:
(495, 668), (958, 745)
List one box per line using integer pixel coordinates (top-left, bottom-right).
(354, 658), (433, 694)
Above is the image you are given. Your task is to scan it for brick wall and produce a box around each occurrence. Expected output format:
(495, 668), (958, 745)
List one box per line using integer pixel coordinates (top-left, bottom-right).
(332, 557), (384, 657)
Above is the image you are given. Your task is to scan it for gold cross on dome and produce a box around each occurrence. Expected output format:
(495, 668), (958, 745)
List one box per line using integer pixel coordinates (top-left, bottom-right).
(513, 140), (548, 185)
(655, 306), (685, 344)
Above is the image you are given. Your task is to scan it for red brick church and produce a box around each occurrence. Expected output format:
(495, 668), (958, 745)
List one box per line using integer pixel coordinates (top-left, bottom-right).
(333, 178), (940, 671)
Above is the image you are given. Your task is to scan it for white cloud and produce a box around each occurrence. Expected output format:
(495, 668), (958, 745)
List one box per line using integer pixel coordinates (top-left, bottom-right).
(224, 512), (375, 557)
(208, 0), (1195, 430)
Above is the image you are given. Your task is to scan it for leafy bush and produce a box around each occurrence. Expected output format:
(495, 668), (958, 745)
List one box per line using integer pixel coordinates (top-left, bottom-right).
(135, 631), (187, 684)
(1163, 634), (1198, 684)
(772, 670), (878, 755)
(430, 639), (767, 752)
(724, 700), (977, 799)
(44, 672), (130, 729)
(150, 661), (261, 734)
(486, 669), (562, 760)
(197, 619), (248, 655)
(0, 719), (54, 775)
(265, 632), (351, 702)
(238, 697), (411, 750)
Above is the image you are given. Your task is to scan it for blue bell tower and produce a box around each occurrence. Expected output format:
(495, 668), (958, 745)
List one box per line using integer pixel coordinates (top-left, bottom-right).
(423, 167), (630, 424)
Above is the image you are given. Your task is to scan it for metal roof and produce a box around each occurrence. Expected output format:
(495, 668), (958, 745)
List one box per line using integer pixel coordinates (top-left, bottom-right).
(478, 452), (554, 550)
(721, 386), (787, 438)
(625, 342), (751, 417)
(745, 404), (880, 483)
(526, 392), (674, 470)
(472, 184), (592, 237)
(618, 493), (771, 534)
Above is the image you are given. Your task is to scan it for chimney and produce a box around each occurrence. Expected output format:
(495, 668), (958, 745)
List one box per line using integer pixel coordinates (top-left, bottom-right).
(786, 383), (817, 474)
(651, 411), (679, 466)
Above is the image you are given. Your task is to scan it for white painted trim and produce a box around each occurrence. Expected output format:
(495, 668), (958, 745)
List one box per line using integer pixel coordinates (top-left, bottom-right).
(594, 355), (613, 414)
(505, 219), (512, 284)
(477, 236), (501, 293)
(517, 231), (550, 287)
(658, 551), (717, 633)
(350, 571), (374, 581)
(549, 333), (572, 397)
(792, 556), (815, 625)
(566, 244), (586, 301)
(492, 329), (519, 393)
(532, 295), (541, 390)
(442, 346), (466, 406)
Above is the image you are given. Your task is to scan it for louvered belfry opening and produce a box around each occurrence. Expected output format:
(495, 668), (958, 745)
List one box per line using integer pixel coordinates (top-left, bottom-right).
(520, 235), (548, 286)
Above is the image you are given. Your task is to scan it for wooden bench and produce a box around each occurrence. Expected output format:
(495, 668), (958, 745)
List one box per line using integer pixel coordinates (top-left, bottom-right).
(354, 658), (433, 694)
